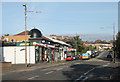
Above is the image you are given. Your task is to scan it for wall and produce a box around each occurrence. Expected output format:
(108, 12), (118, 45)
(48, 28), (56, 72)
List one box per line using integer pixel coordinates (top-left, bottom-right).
(3, 46), (35, 64)
(3, 35), (30, 42)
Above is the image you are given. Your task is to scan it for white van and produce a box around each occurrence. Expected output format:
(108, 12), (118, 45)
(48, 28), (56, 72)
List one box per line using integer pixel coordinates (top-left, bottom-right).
(86, 51), (92, 56)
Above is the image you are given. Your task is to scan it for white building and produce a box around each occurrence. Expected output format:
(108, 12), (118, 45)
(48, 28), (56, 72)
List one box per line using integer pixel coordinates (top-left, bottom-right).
(2, 46), (35, 64)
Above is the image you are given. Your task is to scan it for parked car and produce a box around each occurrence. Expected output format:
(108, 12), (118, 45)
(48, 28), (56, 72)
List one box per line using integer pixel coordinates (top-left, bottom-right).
(107, 54), (112, 58)
(109, 51), (113, 55)
(91, 52), (96, 58)
(66, 56), (73, 61)
(95, 52), (99, 56)
(86, 51), (92, 56)
(75, 55), (79, 60)
(72, 55), (76, 60)
(79, 55), (82, 59)
(72, 55), (79, 60)
(82, 53), (91, 59)
(107, 54), (113, 62)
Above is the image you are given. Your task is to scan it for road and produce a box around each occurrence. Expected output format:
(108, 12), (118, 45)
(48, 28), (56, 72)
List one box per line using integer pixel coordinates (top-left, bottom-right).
(2, 51), (119, 81)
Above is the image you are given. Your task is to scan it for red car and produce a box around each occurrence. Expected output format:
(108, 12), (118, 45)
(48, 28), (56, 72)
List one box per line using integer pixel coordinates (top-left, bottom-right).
(79, 55), (82, 59)
(66, 56), (73, 61)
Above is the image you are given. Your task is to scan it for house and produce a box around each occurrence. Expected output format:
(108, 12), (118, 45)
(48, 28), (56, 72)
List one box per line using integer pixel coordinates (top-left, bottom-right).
(2, 31), (30, 43)
(50, 35), (57, 39)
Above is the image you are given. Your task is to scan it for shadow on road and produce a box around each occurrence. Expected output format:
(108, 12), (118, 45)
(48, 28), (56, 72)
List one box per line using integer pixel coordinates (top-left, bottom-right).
(97, 57), (113, 62)
(62, 63), (120, 81)
(62, 64), (99, 81)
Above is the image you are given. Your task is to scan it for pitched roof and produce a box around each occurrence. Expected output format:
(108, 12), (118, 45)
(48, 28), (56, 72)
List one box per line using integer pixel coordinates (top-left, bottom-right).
(43, 36), (71, 46)
(14, 31), (29, 36)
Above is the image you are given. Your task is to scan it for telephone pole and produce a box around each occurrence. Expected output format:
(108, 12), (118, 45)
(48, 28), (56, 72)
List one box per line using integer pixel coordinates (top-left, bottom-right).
(22, 4), (27, 67)
(113, 24), (116, 63)
(75, 33), (77, 55)
(22, 4), (41, 67)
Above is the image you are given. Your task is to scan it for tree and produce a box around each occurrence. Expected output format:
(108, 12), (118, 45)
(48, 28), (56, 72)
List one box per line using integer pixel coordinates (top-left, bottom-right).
(4, 34), (9, 36)
(69, 35), (85, 55)
(116, 32), (120, 58)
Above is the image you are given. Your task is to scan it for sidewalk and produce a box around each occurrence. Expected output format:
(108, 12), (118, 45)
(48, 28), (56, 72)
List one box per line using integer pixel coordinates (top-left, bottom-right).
(109, 58), (120, 80)
(1, 60), (66, 74)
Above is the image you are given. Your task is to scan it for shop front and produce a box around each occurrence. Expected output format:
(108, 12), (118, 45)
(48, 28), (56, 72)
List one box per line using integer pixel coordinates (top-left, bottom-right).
(33, 42), (55, 63)
(16, 42), (55, 63)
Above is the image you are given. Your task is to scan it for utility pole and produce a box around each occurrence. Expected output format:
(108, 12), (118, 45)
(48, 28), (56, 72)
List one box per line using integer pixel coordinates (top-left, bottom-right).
(75, 33), (77, 55)
(113, 24), (116, 63)
(22, 4), (41, 67)
(22, 4), (27, 67)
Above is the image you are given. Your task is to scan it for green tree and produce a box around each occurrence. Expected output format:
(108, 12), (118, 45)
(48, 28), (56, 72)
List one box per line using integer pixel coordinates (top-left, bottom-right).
(4, 34), (9, 36)
(69, 35), (85, 55)
(116, 32), (120, 58)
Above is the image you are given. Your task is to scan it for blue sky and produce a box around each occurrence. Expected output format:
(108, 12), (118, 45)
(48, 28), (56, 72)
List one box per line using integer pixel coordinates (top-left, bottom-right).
(2, 2), (118, 41)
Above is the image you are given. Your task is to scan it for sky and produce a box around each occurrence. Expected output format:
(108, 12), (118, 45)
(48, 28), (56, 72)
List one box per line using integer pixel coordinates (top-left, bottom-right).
(2, 2), (119, 41)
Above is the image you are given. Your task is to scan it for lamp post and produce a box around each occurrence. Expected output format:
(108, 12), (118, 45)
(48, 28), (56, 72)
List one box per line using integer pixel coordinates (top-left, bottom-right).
(22, 4), (41, 67)
(113, 24), (116, 63)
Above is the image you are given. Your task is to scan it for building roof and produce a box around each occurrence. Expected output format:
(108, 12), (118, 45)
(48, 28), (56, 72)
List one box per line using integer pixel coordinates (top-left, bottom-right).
(50, 35), (56, 36)
(43, 36), (71, 46)
(57, 36), (62, 37)
(28, 28), (42, 39)
(63, 36), (69, 37)
(14, 31), (29, 36)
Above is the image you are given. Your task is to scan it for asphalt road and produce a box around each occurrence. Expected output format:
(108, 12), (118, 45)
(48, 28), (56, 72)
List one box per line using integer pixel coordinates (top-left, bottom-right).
(2, 51), (118, 81)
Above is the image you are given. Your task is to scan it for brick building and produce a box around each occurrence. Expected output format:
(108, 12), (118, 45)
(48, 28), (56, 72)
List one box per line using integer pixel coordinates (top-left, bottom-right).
(50, 35), (57, 39)
(2, 31), (30, 42)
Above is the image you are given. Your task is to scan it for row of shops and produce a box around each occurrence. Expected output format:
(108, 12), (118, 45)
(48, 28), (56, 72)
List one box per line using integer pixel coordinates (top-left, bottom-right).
(16, 38), (76, 64)
(1, 28), (76, 64)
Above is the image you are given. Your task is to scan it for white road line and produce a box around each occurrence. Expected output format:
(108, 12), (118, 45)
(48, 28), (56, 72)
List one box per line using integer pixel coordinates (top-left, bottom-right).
(45, 71), (53, 74)
(84, 68), (95, 75)
(28, 75), (39, 80)
(82, 76), (88, 81)
(73, 68), (95, 82)
(73, 75), (83, 82)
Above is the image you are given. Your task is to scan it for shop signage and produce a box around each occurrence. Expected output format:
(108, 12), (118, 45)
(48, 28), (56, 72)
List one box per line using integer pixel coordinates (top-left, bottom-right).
(68, 48), (76, 52)
(16, 42), (31, 46)
(33, 42), (55, 49)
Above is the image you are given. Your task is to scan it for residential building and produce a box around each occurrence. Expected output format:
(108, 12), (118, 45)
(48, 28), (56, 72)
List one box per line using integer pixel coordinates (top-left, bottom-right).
(63, 36), (69, 40)
(56, 36), (62, 40)
(50, 35), (57, 39)
(2, 31), (30, 43)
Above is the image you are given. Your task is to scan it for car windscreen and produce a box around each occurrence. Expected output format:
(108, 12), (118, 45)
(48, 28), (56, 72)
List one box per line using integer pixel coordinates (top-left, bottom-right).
(67, 56), (71, 57)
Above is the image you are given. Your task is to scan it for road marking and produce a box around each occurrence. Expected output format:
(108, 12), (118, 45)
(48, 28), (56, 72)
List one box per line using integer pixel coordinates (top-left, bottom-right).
(82, 76), (88, 81)
(84, 68), (95, 75)
(28, 75), (39, 80)
(74, 75), (83, 82)
(45, 71), (53, 74)
(73, 68), (95, 82)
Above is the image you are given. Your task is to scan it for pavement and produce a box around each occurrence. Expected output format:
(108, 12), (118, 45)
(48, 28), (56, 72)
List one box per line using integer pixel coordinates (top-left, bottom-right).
(109, 58), (120, 80)
(1, 60), (66, 74)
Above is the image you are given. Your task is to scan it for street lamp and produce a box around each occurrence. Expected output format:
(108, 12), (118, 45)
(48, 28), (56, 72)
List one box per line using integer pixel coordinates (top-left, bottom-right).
(22, 4), (41, 67)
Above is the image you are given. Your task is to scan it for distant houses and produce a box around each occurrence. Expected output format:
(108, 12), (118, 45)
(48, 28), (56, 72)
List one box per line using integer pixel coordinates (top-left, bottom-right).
(49, 35), (73, 41)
